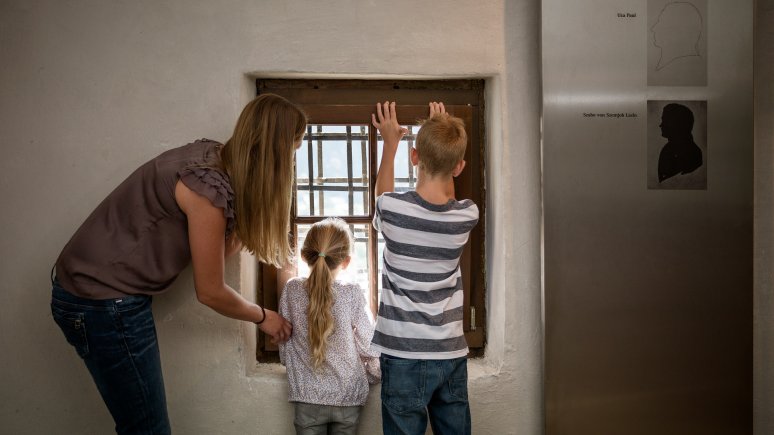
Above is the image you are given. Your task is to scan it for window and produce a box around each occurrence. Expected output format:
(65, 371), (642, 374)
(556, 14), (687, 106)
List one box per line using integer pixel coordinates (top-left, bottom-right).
(256, 79), (486, 361)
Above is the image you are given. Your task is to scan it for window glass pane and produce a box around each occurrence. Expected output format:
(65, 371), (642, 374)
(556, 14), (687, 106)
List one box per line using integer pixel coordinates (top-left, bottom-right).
(295, 223), (371, 304)
(351, 191), (367, 216)
(296, 125), (370, 217)
(377, 125), (419, 192)
(351, 125), (369, 190)
(320, 190), (349, 217)
(320, 125), (348, 134)
(296, 189), (312, 216)
(296, 191), (367, 217)
(296, 138), (309, 182)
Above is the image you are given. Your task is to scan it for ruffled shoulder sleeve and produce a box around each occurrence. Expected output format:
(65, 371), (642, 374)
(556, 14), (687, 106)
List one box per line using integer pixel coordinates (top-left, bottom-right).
(178, 166), (236, 236)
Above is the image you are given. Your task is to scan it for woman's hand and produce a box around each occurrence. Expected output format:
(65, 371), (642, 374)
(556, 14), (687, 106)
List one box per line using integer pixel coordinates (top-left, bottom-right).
(258, 308), (292, 344)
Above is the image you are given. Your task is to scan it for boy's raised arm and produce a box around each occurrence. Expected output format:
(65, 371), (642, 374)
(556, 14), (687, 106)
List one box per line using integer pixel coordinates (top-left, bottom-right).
(372, 101), (407, 197)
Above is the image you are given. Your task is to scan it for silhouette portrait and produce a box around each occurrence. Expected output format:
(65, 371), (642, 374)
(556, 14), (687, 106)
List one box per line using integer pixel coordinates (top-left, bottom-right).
(657, 103), (702, 182)
(647, 100), (707, 190)
(647, 0), (707, 86)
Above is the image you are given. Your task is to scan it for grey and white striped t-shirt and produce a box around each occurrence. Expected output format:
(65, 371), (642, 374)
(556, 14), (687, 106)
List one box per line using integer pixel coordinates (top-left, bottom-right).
(371, 191), (479, 360)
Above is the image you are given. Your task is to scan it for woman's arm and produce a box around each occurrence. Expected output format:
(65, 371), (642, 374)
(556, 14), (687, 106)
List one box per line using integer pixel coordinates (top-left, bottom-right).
(175, 180), (292, 343)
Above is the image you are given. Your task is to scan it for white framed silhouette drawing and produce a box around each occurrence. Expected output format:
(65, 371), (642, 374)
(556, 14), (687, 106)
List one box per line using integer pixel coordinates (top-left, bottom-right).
(648, 0), (708, 86)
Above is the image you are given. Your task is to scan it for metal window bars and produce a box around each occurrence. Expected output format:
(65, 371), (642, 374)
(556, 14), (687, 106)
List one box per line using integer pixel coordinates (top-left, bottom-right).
(296, 124), (418, 218)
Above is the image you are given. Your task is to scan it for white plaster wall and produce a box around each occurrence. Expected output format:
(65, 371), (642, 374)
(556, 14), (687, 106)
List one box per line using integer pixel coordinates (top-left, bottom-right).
(0, 1), (545, 434)
(755, 1), (774, 434)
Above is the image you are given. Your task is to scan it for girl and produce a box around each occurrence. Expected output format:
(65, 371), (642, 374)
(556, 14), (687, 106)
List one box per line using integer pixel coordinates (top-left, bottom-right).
(51, 93), (302, 434)
(279, 218), (380, 435)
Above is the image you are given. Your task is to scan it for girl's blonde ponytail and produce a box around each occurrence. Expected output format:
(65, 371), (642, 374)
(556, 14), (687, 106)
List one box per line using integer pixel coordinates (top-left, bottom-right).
(300, 218), (353, 369)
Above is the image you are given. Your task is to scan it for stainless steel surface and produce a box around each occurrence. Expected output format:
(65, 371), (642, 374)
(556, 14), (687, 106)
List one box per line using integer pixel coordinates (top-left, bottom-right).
(542, 1), (753, 433)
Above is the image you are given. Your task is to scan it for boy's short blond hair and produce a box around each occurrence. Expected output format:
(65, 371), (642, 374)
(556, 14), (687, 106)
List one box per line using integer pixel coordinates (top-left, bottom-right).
(415, 113), (467, 176)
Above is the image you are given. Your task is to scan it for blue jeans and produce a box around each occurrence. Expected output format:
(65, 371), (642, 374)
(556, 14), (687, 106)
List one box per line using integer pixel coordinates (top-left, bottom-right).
(51, 281), (170, 434)
(380, 355), (471, 435)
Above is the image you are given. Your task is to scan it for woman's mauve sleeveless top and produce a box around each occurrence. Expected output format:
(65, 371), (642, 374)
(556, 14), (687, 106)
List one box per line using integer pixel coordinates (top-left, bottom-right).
(56, 139), (235, 299)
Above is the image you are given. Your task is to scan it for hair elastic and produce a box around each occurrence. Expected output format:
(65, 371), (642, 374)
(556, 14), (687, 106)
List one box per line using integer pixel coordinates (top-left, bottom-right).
(255, 305), (266, 325)
(318, 253), (326, 258)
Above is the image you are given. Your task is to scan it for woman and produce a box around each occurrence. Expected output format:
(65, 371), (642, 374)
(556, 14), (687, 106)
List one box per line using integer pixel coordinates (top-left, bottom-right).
(51, 93), (304, 434)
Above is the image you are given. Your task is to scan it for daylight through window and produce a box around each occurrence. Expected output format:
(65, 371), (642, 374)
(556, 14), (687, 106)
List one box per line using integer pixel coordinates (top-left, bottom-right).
(255, 79), (486, 361)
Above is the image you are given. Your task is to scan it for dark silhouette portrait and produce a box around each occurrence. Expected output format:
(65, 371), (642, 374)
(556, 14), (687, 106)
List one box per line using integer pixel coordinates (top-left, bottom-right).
(657, 103), (702, 183)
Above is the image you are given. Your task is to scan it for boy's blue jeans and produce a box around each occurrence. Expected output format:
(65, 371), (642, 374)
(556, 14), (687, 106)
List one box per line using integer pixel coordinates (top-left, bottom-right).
(50, 281), (170, 435)
(380, 354), (471, 435)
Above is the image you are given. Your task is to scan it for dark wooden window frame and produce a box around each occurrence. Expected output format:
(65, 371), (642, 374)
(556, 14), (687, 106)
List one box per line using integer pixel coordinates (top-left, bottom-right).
(255, 79), (486, 361)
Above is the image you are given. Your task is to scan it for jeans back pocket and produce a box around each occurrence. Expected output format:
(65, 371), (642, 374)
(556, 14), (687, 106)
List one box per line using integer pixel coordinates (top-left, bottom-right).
(381, 357), (426, 414)
(51, 304), (89, 358)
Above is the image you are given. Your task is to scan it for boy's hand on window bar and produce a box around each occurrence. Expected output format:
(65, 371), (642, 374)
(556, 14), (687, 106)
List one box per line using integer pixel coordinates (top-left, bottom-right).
(429, 101), (446, 118)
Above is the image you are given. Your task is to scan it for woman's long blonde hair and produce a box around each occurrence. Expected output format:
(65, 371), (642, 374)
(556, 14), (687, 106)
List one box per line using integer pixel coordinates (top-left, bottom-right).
(220, 93), (307, 267)
(300, 218), (353, 369)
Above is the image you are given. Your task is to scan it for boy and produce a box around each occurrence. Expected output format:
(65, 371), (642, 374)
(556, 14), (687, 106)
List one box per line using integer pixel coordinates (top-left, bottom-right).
(370, 101), (479, 435)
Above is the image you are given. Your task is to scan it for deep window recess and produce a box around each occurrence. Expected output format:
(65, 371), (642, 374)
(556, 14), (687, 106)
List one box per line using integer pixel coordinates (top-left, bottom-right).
(255, 79), (486, 361)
